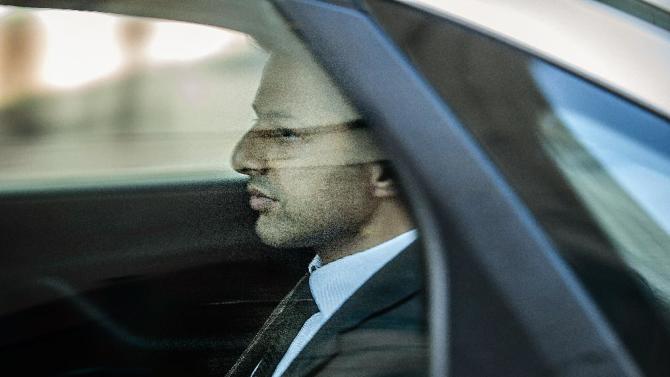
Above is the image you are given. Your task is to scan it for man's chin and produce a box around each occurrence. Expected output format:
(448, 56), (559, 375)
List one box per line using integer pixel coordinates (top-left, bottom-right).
(256, 216), (295, 248)
(254, 215), (315, 249)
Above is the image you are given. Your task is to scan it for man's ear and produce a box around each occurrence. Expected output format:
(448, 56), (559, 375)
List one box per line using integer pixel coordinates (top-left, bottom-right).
(370, 161), (397, 198)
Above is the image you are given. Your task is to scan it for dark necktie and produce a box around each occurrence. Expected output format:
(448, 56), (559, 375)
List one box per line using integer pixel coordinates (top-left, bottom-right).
(226, 275), (318, 377)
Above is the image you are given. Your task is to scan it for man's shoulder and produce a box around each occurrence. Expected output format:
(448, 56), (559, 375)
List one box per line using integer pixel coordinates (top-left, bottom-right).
(314, 290), (427, 377)
(279, 241), (428, 377)
(339, 243), (426, 343)
(340, 240), (424, 321)
(316, 242), (427, 376)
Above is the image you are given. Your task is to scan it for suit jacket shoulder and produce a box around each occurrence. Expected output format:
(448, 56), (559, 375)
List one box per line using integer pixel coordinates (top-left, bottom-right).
(284, 241), (428, 377)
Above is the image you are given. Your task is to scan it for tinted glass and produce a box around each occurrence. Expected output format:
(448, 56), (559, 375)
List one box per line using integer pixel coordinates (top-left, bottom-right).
(0, 7), (265, 190)
(0, 4), (427, 377)
(532, 62), (670, 307)
(368, 1), (670, 376)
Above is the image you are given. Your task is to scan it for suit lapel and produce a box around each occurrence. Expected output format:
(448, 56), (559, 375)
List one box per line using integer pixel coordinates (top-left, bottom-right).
(226, 274), (311, 377)
(282, 241), (423, 377)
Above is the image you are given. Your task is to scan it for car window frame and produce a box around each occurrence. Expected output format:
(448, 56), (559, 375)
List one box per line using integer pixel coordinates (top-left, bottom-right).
(275, 0), (647, 376)
(355, 3), (670, 376)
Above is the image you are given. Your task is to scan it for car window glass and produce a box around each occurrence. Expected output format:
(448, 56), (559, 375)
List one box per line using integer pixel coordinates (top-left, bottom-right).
(0, 4), (427, 377)
(0, 7), (265, 189)
(368, 1), (670, 375)
(531, 62), (670, 307)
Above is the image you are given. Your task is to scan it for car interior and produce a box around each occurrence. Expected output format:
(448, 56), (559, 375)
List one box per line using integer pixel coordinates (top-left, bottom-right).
(0, 2), (317, 376)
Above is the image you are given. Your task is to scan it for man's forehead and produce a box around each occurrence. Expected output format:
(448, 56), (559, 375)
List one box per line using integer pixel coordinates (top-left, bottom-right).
(252, 52), (359, 128)
(244, 49), (386, 164)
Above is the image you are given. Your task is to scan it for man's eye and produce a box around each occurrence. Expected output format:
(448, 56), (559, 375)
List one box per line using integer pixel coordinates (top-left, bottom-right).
(277, 128), (300, 140)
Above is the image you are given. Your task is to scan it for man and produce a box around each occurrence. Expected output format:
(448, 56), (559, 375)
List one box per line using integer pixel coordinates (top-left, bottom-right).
(227, 45), (427, 377)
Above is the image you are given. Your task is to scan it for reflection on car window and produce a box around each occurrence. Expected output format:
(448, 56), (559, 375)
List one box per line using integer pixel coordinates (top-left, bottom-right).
(532, 62), (670, 309)
(0, 4), (427, 377)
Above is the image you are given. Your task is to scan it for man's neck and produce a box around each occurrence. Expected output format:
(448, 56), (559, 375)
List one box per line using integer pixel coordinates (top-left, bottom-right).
(316, 201), (414, 264)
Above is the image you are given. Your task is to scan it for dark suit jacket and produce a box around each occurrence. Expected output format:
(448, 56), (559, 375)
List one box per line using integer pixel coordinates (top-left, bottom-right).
(227, 241), (427, 377)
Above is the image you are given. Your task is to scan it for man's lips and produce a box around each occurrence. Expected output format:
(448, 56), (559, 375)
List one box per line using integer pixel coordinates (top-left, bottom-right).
(247, 185), (277, 212)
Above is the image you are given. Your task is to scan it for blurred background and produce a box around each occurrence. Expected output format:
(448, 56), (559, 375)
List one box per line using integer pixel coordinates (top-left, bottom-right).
(0, 6), (268, 188)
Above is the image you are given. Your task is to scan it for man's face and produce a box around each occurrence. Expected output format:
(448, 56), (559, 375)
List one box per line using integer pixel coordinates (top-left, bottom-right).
(231, 53), (383, 248)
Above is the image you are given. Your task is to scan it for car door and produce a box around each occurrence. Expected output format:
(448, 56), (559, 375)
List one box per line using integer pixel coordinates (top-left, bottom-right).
(271, 0), (670, 376)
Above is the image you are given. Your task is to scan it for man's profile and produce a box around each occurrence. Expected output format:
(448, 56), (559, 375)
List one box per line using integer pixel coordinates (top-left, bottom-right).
(226, 45), (426, 377)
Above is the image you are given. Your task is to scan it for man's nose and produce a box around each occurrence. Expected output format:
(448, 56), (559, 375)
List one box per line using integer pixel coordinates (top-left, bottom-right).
(231, 131), (268, 176)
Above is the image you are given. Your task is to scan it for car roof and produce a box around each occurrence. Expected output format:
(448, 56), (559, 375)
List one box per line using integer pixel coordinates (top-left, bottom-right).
(402, 0), (670, 120)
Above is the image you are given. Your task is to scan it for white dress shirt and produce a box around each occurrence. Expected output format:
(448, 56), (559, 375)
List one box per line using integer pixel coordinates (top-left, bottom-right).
(266, 229), (418, 377)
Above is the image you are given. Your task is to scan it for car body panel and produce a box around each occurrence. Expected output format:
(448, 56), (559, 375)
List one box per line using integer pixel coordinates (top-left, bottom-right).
(403, 0), (670, 120)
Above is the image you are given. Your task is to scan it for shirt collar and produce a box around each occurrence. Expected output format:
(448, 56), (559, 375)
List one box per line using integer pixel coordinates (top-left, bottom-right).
(307, 229), (418, 318)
